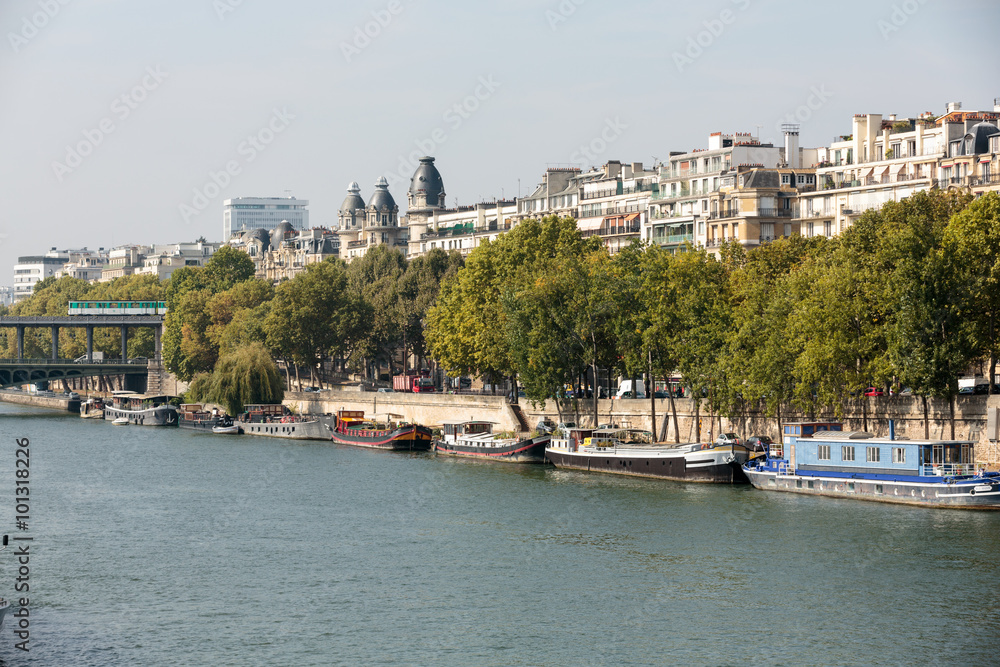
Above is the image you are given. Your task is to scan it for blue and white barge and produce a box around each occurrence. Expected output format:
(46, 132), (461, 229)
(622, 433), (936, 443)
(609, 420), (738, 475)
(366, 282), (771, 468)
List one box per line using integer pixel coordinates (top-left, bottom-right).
(743, 422), (1000, 509)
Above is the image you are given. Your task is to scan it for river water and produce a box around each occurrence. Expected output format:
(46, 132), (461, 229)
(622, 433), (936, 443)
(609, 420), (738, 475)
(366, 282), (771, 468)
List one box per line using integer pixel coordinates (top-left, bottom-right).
(0, 401), (997, 666)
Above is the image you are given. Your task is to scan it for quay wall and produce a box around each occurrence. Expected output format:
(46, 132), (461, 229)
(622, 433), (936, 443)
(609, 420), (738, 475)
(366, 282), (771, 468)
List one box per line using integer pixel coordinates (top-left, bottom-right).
(0, 390), (80, 413)
(286, 390), (1000, 467)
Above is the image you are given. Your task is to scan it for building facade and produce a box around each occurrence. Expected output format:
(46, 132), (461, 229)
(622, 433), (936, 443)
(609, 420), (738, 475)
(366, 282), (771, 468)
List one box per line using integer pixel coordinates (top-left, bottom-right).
(223, 197), (309, 241)
(337, 177), (407, 261)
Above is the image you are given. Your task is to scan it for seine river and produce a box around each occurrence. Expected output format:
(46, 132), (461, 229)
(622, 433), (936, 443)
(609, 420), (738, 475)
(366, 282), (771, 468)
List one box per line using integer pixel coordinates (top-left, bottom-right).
(0, 401), (998, 666)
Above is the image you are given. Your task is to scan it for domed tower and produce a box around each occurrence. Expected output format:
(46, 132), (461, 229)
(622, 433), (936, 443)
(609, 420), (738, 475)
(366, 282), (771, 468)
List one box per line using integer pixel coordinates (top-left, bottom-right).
(408, 156), (446, 212)
(269, 220), (295, 249)
(366, 176), (398, 230)
(406, 156), (445, 248)
(338, 181), (366, 231)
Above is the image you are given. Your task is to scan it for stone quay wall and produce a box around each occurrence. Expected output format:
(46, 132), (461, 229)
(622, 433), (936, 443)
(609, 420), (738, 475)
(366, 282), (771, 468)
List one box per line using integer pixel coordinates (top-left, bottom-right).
(0, 390), (80, 413)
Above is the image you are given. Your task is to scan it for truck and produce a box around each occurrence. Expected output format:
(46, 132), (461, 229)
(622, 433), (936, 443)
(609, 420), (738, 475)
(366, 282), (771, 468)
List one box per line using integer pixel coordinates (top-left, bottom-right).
(393, 374), (437, 393)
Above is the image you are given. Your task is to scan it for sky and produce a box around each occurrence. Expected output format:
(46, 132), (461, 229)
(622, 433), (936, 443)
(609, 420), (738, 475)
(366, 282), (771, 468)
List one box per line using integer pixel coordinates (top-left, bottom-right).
(2, 0), (999, 276)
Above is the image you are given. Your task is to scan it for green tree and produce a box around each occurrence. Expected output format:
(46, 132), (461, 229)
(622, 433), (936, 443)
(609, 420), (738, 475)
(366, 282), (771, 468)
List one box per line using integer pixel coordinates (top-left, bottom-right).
(189, 342), (284, 415)
(204, 245), (256, 291)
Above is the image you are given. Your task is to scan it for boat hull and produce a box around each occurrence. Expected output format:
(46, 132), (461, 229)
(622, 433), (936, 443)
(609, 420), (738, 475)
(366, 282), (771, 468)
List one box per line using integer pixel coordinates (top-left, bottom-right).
(545, 446), (749, 483)
(237, 417), (333, 441)
(104, 404), (177, 426)
(743, 467), (1000, 509)
(330, 424), (433, 451)
(434, 435), (549, 463)
(179, 417), (227, 431)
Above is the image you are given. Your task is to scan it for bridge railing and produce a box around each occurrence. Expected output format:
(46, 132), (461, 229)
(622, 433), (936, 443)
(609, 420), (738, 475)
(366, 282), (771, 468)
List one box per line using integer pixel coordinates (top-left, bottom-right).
(0, 358), (149, 365)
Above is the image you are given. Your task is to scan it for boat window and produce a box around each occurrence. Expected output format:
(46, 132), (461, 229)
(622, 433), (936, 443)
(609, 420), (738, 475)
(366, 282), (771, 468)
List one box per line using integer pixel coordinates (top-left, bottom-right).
(842, 445), (855, 462)
(892, 447), (905, 464)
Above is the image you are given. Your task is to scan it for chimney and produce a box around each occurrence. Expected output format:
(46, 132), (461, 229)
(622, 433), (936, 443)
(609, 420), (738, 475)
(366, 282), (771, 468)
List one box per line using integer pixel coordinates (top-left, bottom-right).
(782, 123), (800, 169)
(631, 162), (643, 174)
(995, 97), (1000, 113)
(887, 114), (896, 121)
(946, 101), (962, 113)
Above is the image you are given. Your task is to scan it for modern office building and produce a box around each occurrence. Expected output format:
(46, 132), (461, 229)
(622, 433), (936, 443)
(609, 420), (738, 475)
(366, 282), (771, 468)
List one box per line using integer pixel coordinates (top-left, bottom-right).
(223, 197), (309, 241)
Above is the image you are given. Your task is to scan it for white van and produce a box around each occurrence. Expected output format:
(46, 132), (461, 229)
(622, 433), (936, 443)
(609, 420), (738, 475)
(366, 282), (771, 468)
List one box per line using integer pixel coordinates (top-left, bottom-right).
(615, 380), (646, 399)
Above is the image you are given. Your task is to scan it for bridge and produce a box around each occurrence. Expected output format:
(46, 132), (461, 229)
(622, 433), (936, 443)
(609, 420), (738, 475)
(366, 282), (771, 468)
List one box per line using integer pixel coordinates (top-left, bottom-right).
(0, 315), (163, 360)
(0, 315), (165, 390)
(0, 358), (152, 389)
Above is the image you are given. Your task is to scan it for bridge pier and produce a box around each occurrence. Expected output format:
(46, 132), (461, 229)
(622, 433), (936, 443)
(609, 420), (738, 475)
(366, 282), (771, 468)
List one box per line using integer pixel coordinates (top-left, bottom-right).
(86, 326), (93, 362)
(16, 326), (23, 360)
(154, 325), (161, 361)
(121, 326), (128, 360)
(51, 325), (59, 361)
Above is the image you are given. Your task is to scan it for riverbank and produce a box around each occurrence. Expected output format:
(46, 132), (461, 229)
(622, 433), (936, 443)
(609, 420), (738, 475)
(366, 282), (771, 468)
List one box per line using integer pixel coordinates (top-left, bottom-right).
(0, 389), (80, 413)
(284, 388), (1000, 467)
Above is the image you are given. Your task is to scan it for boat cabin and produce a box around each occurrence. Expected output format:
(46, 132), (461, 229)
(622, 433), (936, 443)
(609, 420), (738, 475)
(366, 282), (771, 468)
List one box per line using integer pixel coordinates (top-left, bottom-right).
(551, 427), (594, 452)
(788, 430), (976, 478)
(772, 421), (843, 458)
(441, 421), (494, 443)
(110, 393), (175, 410)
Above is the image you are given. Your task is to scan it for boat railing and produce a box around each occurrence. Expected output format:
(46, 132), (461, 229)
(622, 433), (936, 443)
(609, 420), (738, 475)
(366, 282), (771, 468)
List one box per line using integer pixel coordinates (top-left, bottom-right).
(921, 463), (975, 477)
(777, 461), (795, 476)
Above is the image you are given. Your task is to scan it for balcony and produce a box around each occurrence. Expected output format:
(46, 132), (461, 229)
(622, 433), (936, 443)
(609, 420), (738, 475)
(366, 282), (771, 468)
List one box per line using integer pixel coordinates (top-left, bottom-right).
(621, 182), (659, 195)
(652, 232), (694, 246)
(709, 209), (739, 220)
(347, 240), (369, 249)
(756, 208), (796, 218)
(580, 184), (623, 201)
(579, 222), (641, 238)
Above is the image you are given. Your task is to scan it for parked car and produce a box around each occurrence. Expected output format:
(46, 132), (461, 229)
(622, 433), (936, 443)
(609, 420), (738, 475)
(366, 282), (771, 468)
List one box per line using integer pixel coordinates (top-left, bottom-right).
(303, 386), (321, 393)
(64, 391), (80, 400)
(652, 390), (669, 399)
(376, 388), (394, 393)
(863, 387), (884, 397)
(746, 435), (773, 452)
(597, 422), (619, 430)
(535, 419), (556, 434)
(715, 433), (742, 446)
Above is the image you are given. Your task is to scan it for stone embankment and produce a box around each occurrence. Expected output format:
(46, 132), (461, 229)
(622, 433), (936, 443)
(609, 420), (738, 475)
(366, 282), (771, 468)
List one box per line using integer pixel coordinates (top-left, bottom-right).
(286, 389), (1000, 467)
(0, 390), (81, 413)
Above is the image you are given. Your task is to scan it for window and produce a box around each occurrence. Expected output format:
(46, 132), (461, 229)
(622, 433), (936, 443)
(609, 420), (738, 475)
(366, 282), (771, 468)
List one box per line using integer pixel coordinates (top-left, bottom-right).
(818, 445), (831, 460)
(797, 174), (805, 184)
(781, 174), (791, 184)
(892, 447), (906, 464)
(842, 446), (855, 462)
(867, 447), (881, 463)
(824, 221), (832, 236)
(806, 175), (815, 184)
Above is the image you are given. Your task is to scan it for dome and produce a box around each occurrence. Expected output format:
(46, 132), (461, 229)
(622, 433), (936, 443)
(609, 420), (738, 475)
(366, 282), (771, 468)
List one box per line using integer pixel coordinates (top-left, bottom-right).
(247, 228), (270, 251)
(369, 176), (397, 211)
(270, 220), (295, 248)
(965, 121), (1000, 155)
(340, 181), (366, 213)
(408, 156), (445, 209)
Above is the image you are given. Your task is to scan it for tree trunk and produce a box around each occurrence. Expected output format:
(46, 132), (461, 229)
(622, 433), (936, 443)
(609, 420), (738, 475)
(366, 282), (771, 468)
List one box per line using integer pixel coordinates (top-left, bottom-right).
(949, 393), (956, 440)
(648, 350), (656, 442)
(694, 397), (701, 442)
(294, 364), (302, 392)
(668, 376), (680, 443)
(776, 403), (783, 445)
(922, 394), (929, 439)
(592, 359), (599, 430)
(862, 396), (868, 433)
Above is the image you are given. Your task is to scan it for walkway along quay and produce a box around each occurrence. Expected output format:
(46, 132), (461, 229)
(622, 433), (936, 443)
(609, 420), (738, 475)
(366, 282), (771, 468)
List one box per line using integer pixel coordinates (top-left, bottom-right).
(285, 389), (1000, 468)
(0, 388), (80, 413)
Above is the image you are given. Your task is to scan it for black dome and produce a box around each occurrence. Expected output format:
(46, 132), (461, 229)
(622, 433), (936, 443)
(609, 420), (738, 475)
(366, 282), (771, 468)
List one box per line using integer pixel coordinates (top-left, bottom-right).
(966, 122), (1000, 155)
(340, 181), (366, 213)
(369, 176), (397, 211)
(408, 156), (445, 208)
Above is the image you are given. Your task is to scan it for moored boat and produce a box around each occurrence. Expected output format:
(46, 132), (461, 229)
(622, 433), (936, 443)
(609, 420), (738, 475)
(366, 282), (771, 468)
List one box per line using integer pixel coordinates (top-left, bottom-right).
(329, 410), (432, 451)
(743, 421), (1000, 509)
(545, 427), (751, 483)
(236, 404), (332, 440)
(79, 397), (105, 419)
(112, 417), (129, 426)
(103, 391), (178, 426)
(434, 421), (549, 462)
(179, 404), (234, 432)
(212, 424), (240, 435)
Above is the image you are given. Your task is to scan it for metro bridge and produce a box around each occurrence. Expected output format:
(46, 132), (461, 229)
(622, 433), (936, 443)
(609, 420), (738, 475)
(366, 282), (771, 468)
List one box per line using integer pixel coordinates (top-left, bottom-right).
(0, 315), (164, 389)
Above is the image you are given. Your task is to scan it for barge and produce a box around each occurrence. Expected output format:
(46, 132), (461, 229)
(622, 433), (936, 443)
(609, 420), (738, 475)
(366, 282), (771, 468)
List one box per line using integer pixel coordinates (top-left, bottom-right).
(236, 404), (332, 440)
(743, 421), (1000, 509)
(545, 427), (751, 483)
(329, 410), (432, 451)
(434, 420), (549, 463)
(103, 392), (178, 426)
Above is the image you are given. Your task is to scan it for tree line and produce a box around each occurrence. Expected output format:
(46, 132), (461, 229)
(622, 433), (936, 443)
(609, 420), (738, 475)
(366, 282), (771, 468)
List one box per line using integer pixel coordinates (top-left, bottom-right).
(2, 245), (464, 414)
(425, 190), (1000, 439)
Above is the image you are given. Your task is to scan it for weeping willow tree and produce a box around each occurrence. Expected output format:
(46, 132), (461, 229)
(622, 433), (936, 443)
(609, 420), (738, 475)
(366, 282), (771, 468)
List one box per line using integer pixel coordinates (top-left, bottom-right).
(188, 342), (284, 415)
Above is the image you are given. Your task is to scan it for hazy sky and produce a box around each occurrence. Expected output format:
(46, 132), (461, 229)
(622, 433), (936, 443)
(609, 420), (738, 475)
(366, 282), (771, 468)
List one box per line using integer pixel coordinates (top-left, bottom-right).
(2, 0), (999, 276)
